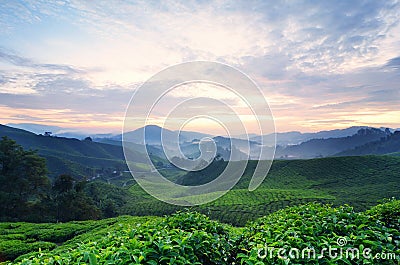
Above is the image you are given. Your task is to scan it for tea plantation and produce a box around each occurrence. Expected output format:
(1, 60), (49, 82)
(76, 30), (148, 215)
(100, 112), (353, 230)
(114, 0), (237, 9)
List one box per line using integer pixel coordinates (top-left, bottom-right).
(119, 156), (400, 226)
(1, 199), (399, 264)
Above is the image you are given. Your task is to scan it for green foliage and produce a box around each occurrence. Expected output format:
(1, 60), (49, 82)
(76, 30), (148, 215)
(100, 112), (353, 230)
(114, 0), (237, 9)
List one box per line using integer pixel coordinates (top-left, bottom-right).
(337, 131), (400, 156)
(0, 217), (126, 261)
(0, 137), (130, 222)
(6, 213), (237, 265)
(237, 203), (400, 264)
(0, 124), (134, 179)
(3, 201), (400, 264)
(120, 156), (400, 226)
(52, 175), (102, 222)
(366, 198), (400, 231)
(0, 136), (50, 221)
(0, 240), (56, 262)
(84, 182), (130, 218)
(0, 139), (132, 222)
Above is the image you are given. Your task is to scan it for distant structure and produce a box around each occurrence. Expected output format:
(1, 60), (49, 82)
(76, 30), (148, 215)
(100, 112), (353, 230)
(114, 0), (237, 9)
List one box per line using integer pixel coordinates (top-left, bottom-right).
(44, 132), (52, 136)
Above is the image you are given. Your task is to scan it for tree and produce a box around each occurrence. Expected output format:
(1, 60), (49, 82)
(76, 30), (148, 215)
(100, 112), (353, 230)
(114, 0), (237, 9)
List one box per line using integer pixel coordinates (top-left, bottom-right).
(52, 174), (101, 221)
(53, 174), (75, 193)
(0, 136), (50, 220)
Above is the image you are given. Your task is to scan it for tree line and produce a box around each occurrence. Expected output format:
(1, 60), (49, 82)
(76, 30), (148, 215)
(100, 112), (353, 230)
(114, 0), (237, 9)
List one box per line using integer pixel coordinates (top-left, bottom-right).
(0, 136), (126, 222)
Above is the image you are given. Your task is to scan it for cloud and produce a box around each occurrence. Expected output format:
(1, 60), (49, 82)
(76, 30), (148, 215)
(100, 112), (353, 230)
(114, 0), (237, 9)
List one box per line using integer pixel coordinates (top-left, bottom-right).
(385, 56), (400, 70)
(0, 49), (135, 114)
(0, 0), (399, 132)
(0, 85), (134, 114)
(0, 48), (81, 73)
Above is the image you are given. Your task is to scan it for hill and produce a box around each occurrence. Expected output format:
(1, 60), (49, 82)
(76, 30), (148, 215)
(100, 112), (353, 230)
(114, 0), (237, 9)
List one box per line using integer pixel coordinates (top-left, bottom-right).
(0, 124), (143, 179)
(251, 126), (371, 146)
(120, 155), (400, 225)
(6, 123), (116, 139)
(116, 124), (211, 144)
(336, 131), (400, 156)
(2, 124), (400, 226)
(115, 126), (396, 160)
(275, 128), (389, 159)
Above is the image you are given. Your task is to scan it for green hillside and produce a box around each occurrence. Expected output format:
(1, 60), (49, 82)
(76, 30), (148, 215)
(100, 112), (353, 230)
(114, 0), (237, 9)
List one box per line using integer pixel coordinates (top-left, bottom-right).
(1, 128), (398, 226)
(2, 200), (399, 264)
(0, 124), (145, 179)
(117, 155), (400, 226)
(1, 134), (399, 263)
(336, 131), (400, 156)
(276, 128), (389, 159)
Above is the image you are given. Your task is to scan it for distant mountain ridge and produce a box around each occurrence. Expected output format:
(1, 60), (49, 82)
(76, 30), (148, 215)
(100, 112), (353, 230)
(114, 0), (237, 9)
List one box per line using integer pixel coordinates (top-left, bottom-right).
(8, 122), (399, 146)
(6, 123), (116, 139)
(4, 123), (400, 161)
(275, 127), (393, 159)
(0, 124), (142, 178)
(115, 125), (211, 144)
(336, 130), (400, 156)
(252, 126), (371, 146)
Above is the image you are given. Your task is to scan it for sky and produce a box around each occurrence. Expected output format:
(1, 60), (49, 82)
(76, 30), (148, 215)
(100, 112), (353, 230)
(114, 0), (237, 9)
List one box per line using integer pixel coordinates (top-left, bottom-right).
(0, 0), (399, 135)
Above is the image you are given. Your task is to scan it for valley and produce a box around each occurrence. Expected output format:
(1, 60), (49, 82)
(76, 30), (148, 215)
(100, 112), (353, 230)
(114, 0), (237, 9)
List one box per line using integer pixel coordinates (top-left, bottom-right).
(1, 124), (399, 264)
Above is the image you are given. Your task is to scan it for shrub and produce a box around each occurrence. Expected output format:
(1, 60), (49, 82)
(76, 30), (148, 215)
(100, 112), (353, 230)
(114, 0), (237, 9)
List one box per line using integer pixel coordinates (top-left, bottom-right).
(0, 240), (56, 261)
(366, 198), (400, 230)
(237, 203), (400, 264)
(5, 200), (400, 265)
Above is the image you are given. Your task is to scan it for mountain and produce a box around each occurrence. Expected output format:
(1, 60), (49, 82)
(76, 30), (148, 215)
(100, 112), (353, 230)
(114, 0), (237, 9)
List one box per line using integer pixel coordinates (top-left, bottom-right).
(120, 125), (269, 161)
(177, 136), (250, 161)
(115, 125), (211, 145)
(118, 125), (177, 144)
(212, 136), (261, 160)
(251, 126), (370, 146)
(55, 124), (400, 161)
(275, 128), (390, 159)
(6, 123), (116, 139)
(118, 125), (251, 160)
(336, 130), (400, 156)
(6, 123), (64, 135)
(5, 123), (398, 164)
(0, 124), (144, 179)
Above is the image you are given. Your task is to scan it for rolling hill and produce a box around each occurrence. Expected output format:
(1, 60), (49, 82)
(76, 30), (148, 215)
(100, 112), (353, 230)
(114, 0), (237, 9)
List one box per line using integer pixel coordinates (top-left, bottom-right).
(336, 131), (400, 156)
(6, 123), (116, 139)
(275, 127), (390, 159)
(115, 124), (211, 144)
(251, 126), (371, 146)
(1, 125), (400, 263)
(120, 155), (400, 226)
(0, 124), (144, 179)
(118, 126), (397, 160)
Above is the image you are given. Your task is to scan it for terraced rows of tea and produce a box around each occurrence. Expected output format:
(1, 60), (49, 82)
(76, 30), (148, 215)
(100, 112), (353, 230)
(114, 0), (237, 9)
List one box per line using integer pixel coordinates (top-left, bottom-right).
(119, 156), (400, 226)
(1, 155), (399, 263)
(1, 200), (399, 264)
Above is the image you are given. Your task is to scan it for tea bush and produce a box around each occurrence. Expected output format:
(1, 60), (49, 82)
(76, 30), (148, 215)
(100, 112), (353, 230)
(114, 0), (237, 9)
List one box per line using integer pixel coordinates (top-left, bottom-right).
(0, 218), (123, 261)
(236, 203), (400, 264)
(0, 240), (56, 261)
(7, 212), (237, 265)
(366, 198), (400, 230)
(3, 200), (399, 265)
